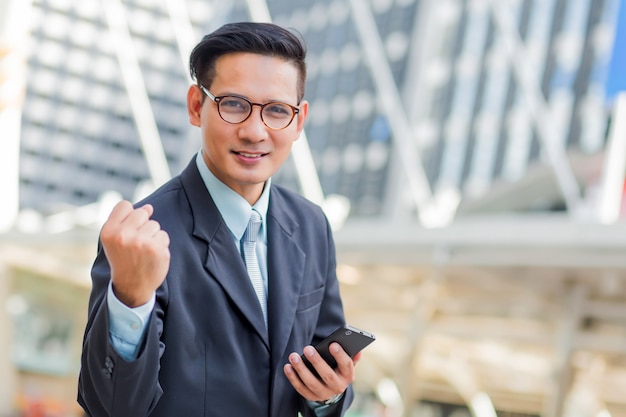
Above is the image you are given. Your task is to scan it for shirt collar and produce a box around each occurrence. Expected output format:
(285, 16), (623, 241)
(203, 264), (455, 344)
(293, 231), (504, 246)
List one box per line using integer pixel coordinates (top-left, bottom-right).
(195, 151), (270, 241)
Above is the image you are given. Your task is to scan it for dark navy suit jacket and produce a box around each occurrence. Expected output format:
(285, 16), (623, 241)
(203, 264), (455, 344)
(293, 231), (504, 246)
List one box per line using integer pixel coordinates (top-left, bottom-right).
(77, 159), (353, 416)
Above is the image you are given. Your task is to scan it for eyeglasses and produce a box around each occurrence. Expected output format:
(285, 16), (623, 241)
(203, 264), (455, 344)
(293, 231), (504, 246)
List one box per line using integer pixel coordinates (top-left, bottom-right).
(199, 85), (300, 130)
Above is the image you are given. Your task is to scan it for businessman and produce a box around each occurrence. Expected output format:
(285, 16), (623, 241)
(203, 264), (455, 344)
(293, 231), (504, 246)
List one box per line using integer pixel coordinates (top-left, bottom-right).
(77, 22), (359, 417)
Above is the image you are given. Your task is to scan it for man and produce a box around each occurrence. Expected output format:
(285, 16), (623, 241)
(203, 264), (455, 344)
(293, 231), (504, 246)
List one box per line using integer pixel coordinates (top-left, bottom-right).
(77, 22), (359, 417)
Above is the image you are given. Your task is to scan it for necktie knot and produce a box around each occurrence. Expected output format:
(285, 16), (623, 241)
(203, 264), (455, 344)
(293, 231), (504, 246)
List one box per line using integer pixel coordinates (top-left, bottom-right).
(243, 210), (262, 243)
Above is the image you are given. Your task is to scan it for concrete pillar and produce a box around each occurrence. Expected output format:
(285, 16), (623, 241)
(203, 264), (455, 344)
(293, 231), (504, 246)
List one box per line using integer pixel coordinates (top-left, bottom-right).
(542, 284), (587, 417)
(597, 92), (626, 223)
(0, 0), (33, 232)
(0, 263), (17, 416)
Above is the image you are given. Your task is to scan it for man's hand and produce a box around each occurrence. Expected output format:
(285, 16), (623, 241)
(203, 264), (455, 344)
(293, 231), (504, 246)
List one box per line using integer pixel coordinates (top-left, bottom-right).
(101, 201), (171, 307)
(283, 343), (362, 404)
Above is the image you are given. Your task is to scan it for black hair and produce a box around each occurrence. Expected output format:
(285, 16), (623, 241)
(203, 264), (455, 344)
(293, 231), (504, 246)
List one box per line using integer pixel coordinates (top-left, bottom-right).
(189, 22), (307, 102)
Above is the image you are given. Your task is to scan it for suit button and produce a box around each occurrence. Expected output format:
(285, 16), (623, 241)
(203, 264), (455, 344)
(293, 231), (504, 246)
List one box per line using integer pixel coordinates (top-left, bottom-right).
(103, 356), (114, 379)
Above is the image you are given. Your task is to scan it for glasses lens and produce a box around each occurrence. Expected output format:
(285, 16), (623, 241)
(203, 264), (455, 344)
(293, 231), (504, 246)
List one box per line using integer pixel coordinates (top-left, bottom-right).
(217, 96), (251, 123)
(261, 103), (295, 129)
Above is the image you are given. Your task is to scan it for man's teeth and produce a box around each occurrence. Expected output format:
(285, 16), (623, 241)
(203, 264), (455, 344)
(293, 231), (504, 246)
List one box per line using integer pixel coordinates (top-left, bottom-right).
(239, 152), (261, 157)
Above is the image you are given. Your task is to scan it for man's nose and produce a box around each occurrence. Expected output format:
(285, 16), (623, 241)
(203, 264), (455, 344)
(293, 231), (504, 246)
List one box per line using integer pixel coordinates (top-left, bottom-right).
(238, 107), (269, 141)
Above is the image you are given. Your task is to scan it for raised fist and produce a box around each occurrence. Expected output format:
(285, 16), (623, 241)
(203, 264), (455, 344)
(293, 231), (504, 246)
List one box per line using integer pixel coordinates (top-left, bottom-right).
(100, 200), (171, 307)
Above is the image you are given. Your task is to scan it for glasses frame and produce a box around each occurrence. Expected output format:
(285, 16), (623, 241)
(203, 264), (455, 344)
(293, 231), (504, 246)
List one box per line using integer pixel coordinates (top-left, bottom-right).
(198, 85), (300, 130)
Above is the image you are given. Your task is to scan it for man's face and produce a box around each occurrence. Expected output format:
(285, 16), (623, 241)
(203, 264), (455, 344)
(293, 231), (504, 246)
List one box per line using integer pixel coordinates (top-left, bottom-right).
(187, 52), (309, 205)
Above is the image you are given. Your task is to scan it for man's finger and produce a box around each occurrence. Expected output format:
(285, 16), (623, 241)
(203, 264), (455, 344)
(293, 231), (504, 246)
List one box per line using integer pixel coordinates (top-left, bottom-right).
(118, 204), (154, 230)
(106, 200), (134, 224)
(138, 219), (163, 237)
(138, 204), (154, 217)
(107, 202), (154, 225)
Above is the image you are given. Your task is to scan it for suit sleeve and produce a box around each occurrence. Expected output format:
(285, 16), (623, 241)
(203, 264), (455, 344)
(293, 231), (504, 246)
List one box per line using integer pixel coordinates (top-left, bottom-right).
(77, 243), (167, 417)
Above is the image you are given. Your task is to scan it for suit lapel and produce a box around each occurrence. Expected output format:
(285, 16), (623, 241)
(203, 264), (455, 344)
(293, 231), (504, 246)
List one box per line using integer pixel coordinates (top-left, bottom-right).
(204, 233), (270, 347)
(180, 161), (269, 348)
(266, 190), (306, 369)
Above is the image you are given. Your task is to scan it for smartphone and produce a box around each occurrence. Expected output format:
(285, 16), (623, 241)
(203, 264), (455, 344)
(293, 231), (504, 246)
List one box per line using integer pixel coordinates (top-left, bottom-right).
(302, 324), (376, 377)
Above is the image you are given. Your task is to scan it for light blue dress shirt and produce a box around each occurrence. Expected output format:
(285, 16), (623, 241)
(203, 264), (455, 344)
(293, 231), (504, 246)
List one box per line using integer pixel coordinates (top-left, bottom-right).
(107, 152), (339, 415)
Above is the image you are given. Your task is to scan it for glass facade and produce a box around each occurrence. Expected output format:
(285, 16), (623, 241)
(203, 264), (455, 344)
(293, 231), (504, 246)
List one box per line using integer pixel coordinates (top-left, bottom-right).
(17, 0), (626, 216)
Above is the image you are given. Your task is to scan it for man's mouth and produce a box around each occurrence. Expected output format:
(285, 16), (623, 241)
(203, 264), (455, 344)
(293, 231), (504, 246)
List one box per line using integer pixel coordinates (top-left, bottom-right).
(235, 151), (267, 158)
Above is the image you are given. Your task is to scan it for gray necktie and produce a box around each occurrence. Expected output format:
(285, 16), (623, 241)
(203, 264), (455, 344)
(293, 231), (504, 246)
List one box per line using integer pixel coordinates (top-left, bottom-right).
(242, 209), (267, 326)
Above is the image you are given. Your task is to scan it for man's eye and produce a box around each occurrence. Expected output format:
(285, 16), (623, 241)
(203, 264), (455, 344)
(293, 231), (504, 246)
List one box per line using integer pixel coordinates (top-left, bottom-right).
(221, 98), (248, 111)
(266, 104), (291, 116)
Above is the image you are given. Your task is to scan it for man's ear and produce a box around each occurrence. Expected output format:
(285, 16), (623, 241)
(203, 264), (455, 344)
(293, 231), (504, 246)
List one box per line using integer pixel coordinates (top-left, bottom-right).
(187, 85), (203, 127)
(295, 100), (309, 138)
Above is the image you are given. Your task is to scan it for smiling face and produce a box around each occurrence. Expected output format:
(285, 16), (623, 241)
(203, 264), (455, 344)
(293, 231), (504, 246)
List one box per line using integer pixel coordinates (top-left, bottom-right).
(187, 52), (309, 205)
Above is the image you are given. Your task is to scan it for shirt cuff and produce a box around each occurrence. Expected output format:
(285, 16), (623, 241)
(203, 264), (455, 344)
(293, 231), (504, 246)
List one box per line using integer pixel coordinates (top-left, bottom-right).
(308, 392), (344, 417)
(107, 281), (155, 361)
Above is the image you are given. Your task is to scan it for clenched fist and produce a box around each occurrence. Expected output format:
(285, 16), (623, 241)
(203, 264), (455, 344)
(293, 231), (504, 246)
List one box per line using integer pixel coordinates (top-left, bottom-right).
(100, 200), (171, 307)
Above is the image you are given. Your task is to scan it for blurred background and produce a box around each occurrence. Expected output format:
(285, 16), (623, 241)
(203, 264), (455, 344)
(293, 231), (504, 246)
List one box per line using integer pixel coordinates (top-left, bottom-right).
(1, 0), (625, 416)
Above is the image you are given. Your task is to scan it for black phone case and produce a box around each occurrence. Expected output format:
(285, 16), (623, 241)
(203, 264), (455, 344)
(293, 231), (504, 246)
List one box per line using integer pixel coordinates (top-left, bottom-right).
(302, 324), (375, 377)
